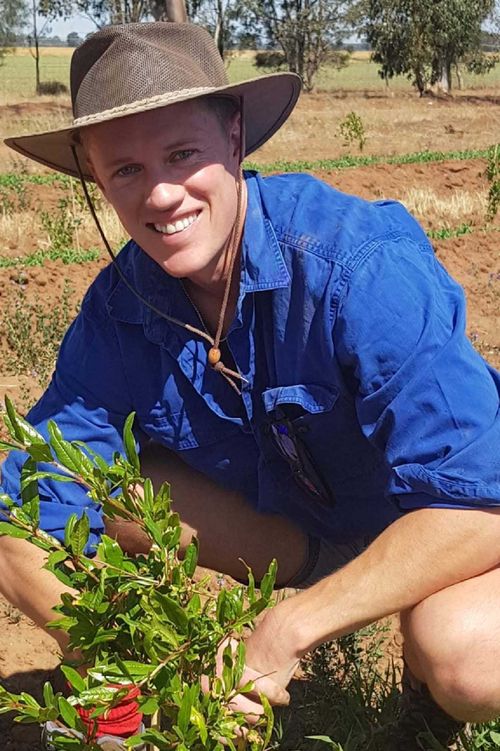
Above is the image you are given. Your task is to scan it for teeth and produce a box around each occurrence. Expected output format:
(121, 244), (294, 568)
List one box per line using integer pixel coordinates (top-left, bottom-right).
(154, 213), (197, 235)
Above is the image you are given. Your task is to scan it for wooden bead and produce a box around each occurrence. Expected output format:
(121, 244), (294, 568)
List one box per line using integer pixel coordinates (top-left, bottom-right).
(208, 347), (221, 365)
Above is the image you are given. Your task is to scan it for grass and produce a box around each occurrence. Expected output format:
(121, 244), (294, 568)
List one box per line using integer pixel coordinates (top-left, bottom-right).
(427, 223), (473, 240)
(1, 48), (499, 101)
(401, 188), (487, 225)
(0, 246), (100, 267)
(0, 49), (71, 98)
(245, 147), (491, 174)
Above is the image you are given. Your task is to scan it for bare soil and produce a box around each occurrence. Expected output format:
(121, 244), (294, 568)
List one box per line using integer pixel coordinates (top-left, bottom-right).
(0, 108), (498, 748)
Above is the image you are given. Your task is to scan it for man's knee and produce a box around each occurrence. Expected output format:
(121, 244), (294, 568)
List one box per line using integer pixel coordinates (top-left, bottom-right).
(402, 594), (500, 721)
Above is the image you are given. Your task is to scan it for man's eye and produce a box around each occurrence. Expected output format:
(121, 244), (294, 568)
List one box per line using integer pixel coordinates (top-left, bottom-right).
(116, 164), (140, 177)
(171, 149), (194, 162)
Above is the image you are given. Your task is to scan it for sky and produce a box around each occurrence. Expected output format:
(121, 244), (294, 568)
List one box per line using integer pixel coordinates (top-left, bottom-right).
(48, 15), (96, 40)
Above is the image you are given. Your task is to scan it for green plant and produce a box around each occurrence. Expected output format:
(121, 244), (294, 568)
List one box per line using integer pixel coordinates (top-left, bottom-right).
(3, 281), (76, 387)
(0, 399), (276, 750)
(274, 622), (400, 751)
(427, 223), (473, 240)
(40, 196), (83, 253)
(338, 113), (366, 153)
(486, 144), (500, 222)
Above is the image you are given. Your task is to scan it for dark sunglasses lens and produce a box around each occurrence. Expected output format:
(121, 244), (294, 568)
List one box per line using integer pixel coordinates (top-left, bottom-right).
(270, 420), (331, 504)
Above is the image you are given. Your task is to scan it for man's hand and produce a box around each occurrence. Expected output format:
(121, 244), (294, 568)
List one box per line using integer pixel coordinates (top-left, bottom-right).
(209, 637), (293, 725)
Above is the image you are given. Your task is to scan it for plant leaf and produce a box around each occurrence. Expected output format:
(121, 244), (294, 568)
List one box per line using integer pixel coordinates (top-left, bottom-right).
(183, 538), (199, 577)
(60, 666), (86, 694)
(0, 522), (30, 539)
(122, 412), (140, 472)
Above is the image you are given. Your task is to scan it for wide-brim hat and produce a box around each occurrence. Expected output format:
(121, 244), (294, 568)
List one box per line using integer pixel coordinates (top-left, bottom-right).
(4, 22), (301, 181)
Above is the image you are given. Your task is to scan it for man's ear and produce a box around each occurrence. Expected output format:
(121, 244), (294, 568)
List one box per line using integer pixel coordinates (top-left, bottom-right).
(85, 157), (106, 196)
(77, 131), (106, 195)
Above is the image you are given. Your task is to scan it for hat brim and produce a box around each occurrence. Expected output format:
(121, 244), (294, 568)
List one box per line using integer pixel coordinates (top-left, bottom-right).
(4, 73), (301, 181)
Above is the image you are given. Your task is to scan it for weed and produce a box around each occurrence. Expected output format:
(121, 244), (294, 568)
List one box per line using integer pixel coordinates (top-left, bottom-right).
(0, 187), (15, 216)
(0, 181), (30, 214)
(486, 144), (500, 221)
(40, 196), (82, 253)
(275, 621), (400, 751)
(428, 223), (473, 240)
(2, 281), (77, 388)
(0, 247), (100, 268)
(245, 147), (491, 175)
(339, 112), (367, 153)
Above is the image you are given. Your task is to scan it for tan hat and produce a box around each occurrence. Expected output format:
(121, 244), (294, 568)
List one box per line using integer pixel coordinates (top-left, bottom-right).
(4, 22), (301, 181)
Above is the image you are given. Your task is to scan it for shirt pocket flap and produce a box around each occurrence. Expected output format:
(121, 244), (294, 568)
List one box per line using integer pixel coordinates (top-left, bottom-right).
(262, 383), (339, 415)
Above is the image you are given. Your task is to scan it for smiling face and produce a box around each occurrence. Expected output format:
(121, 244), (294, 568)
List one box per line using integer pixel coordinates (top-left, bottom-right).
(83, 98), (244, 291)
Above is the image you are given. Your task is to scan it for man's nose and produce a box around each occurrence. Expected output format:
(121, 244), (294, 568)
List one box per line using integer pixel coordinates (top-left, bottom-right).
(146, 178), (183, 210)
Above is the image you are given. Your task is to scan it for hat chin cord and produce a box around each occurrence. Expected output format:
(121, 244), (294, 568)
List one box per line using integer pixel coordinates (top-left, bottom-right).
(70, 137), (248, 396)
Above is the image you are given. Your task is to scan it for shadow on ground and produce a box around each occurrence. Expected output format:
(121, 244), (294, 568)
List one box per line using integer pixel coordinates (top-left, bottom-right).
(0, 667), (66, 751)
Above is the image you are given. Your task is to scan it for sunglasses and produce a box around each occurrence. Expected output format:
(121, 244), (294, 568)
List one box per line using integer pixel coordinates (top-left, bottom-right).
(269, 411), (334, 506)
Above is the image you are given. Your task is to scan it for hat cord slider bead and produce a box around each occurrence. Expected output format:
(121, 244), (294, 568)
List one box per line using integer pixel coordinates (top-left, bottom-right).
(208, 347), (222, 365)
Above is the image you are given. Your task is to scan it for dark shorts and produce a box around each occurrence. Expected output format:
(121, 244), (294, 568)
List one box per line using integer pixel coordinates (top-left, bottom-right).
(287, 535), (374, 588)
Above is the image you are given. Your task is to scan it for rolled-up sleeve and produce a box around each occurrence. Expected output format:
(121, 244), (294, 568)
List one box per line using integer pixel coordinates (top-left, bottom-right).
(334, 231), (500, 510)
(0, 283), (137, 551)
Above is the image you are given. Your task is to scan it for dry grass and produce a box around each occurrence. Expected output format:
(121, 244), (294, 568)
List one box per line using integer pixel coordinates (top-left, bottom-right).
(78, 202), (126, 249)
(0, 211), (37, 253)
(2, 46), (73, 57)
(252, 91), (500, 164)
(401, 187), (487, 226)
(0, 201), (124, 257)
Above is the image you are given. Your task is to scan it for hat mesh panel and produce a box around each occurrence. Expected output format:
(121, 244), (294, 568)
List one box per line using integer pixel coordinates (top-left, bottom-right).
(74, 23), (229, 120)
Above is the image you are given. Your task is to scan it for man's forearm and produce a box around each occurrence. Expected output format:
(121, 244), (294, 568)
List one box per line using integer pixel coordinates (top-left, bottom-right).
(246, 506), (500, 671)
(0, 536), (75, 654)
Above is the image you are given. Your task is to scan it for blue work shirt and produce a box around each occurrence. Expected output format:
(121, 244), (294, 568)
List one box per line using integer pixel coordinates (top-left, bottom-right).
(2, 172), (500, 552)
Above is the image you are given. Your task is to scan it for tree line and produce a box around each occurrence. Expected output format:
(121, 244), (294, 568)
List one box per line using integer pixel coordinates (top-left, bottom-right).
(1, 0), (499, 94)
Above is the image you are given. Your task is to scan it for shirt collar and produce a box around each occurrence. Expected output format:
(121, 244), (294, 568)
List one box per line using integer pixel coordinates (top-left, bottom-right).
(239, 171), (290, 293)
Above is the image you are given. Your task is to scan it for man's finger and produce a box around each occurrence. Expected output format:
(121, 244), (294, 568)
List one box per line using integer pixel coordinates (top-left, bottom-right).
(239, 668), (291, 706)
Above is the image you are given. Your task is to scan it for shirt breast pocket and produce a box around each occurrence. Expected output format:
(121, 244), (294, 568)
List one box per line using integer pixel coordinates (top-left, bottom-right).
(261, 383), (384, 496)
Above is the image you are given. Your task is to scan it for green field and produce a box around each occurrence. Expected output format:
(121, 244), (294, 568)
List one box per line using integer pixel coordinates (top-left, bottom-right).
(1, 47), (500, 99)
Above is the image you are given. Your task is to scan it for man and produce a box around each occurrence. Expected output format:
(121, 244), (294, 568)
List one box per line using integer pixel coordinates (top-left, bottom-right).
(1, 20), (500, 751)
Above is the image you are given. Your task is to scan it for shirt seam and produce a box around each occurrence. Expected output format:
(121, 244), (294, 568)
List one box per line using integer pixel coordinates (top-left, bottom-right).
(108, 317), (136, 417)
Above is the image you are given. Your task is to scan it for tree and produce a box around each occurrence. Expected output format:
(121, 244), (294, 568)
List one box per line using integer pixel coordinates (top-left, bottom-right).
(365, 0), (497, 95)
(27, 0), (51, 93)
(66, 29), (81, 45)
(0, 0), (28, 66)
(186, 0), (240, 60)
(240, 0), (351, 92)
(39, 0), (187, 31)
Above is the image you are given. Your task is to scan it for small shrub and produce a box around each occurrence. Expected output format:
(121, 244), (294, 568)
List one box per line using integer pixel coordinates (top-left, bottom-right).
(324, 49), (351, 71)
(41, 196), (82, 253)
(0, 400), (276, 751)
(338, 112), (367, 153)
(255, 50), (286, 71)
(37, 80), (69, 96)
(486, 143), (500, 222)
